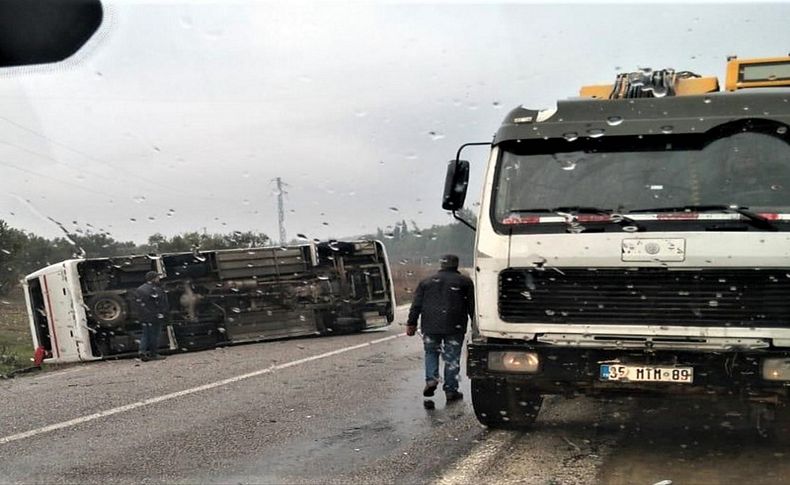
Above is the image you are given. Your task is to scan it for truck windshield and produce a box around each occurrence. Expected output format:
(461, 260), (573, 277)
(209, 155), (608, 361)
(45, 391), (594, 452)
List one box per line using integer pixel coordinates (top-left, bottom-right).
(492, 125), (790, 225)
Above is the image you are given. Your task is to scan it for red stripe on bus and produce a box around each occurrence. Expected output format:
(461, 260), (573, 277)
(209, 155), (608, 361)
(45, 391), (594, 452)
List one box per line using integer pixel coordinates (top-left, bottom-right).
(42, 275), (61, 359)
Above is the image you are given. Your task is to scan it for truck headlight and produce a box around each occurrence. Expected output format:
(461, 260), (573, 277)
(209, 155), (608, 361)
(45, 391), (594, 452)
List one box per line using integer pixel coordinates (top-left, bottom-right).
(488, 351), (540, 373)
(762, 358), (790, 381)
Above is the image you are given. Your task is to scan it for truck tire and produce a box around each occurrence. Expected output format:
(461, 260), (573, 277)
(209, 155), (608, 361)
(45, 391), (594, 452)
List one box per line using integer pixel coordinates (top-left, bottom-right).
(471, 378), (543, 429)
(88, 293), (128, 327)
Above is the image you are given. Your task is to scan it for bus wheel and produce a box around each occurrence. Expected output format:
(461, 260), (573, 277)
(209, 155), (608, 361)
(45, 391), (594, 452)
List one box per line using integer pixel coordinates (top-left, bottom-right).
(327, 317), (364, 335)
(88, 293), (128, 327)
(471, 378), (543, 429)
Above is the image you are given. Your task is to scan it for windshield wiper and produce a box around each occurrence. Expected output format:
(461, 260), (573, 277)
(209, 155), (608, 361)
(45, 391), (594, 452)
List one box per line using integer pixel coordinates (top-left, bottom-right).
(509, 206), (645, 231)
(628, 204), (778, 231)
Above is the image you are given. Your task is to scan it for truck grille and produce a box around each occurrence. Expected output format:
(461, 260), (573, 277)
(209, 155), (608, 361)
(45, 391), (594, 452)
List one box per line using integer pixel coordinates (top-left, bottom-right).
(499, 268), (790, 327)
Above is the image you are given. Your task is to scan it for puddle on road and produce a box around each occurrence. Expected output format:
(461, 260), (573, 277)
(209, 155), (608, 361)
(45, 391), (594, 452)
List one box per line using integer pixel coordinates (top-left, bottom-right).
(599, 398), (790, 485)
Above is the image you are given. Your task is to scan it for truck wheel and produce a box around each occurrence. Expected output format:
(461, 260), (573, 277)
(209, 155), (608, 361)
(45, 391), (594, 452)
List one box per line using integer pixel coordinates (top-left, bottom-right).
(471, 378), (543, 429)
(88, 293), (128, 327)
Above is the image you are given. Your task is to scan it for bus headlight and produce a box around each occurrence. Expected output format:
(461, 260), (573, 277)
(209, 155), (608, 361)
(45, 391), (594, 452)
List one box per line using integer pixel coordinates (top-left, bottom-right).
(762, 358), (790, 381)
(488, 351), (540, 373)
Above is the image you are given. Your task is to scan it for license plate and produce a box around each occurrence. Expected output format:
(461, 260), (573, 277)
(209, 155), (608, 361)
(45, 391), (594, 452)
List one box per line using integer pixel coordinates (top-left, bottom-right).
(600, 364), (693, 383)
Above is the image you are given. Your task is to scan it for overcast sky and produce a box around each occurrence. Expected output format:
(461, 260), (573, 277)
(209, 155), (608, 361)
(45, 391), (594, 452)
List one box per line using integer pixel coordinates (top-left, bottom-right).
(1, 1), (789, 245)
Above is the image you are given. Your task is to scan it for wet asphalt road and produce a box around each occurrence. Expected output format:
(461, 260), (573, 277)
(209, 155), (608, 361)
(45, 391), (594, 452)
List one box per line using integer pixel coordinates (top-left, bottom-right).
(3, 306), (790, 484)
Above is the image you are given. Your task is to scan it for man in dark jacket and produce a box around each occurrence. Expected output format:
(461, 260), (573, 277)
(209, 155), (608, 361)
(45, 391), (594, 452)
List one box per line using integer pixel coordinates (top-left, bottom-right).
(406, 254), (474, 402)
(135, 271), (170, 362)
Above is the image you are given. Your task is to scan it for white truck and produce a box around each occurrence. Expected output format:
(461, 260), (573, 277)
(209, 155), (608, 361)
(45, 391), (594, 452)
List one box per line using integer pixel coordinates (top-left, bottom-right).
(442, 56), (790, 431)
(23, 240), (395, 364)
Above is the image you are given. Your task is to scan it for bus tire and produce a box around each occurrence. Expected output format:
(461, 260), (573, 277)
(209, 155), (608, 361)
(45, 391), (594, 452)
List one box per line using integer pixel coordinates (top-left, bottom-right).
(471, 377), (543, 429)
(88, 293), (128, 327)
(327, 317), (364, 335)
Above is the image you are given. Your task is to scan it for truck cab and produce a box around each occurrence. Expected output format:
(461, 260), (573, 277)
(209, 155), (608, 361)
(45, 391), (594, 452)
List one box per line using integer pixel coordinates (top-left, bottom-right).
(443, 56), (790, 431)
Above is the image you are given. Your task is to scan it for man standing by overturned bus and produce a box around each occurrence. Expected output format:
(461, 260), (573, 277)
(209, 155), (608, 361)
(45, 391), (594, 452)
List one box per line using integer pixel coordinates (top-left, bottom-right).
(406, 254), (474, 402)
(135, 270), (170, 362)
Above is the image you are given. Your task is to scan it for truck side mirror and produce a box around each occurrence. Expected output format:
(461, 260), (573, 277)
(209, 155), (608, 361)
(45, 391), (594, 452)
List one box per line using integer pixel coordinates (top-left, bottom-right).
(442, 160), (470, 211)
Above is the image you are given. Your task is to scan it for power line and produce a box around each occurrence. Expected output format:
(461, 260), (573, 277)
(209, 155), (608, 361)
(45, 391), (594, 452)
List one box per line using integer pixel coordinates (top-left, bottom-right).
(0, 115), (241, 205)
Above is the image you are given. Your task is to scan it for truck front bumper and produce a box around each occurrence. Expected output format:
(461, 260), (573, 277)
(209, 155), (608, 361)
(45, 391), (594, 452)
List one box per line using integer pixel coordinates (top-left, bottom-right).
(467, 340), (790, 402)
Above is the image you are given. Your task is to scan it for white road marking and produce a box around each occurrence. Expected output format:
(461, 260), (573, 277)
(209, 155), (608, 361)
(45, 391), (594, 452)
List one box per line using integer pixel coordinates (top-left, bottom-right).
(0, 333), (406, 446)
(433, 431), (513, 485)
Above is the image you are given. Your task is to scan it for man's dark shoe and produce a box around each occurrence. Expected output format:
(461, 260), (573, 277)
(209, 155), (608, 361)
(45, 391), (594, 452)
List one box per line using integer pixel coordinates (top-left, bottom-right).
(423, 380), (439, 397)
(445, 390), (464, 402)
(139, 353), (151, 362)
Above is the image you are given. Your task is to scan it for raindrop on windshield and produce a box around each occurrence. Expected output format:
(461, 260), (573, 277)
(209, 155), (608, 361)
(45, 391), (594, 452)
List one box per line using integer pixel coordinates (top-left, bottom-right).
(778, 126), (788, 135)
(587, 128), (605, 138)
(660, 126), (674, 134)
(389, 207), (399, 213)
(492, 101), (502, 109)
(428, 131), (445, 141)
(606, 116), (623, 126)
(563, 132), (579, 142)
(622, 225), (639, 233)
(703, 97), (712, 104)
(559, 160), (577, 171)
(133, 195), (146, 204)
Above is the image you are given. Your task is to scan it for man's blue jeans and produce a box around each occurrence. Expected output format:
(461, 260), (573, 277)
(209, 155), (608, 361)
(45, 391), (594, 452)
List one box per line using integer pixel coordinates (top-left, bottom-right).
(139, 320), (162, 356)
(423, 333), (465, 392)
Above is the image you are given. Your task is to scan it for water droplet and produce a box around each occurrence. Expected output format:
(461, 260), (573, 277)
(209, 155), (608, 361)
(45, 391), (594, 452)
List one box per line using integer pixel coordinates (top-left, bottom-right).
(606, 116), (623, 126)
(231, 307), (241, 314)
(428, 131), (445, 141)
(559, 160), (577, 171)
(389, 207), (399, 213)
(708, 300), (719, 307)
(660, 125), (674, 134)
(777, 126), (788, 135)
(563, 132), (579, 142)
(129, 218), (137, 223)
(587, 128), (606, 138)
(622, 225), (639, 233)
(133, 195), (146, 204)
(545, 309), (556, 316)
(492, 101), (502, 108)
(771, 184), (783, 191)
(703, 97), (712, 104)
